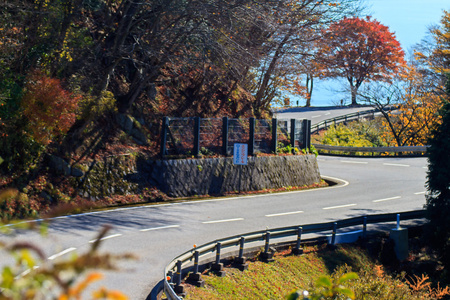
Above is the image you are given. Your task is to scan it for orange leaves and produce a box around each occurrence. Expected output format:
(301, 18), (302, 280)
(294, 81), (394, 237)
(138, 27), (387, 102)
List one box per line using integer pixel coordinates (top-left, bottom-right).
(21, 70), (81, 145)
(316, 16), (405, 104)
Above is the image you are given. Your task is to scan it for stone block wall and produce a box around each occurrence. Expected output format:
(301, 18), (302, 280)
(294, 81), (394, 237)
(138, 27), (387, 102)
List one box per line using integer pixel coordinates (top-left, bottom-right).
(149, 155), (321, 197)
(63, 154), (321, 199)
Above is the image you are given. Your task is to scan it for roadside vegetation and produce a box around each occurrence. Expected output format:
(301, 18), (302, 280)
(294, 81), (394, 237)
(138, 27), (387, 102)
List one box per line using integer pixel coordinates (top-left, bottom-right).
(184, 237), (450, 300)
(1, 0), (450, 298)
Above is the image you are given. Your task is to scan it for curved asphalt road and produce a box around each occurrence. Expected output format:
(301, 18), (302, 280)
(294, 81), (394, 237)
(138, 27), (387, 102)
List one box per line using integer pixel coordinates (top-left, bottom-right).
(1, 155), (428, 299)
(274, 106), (376, 125)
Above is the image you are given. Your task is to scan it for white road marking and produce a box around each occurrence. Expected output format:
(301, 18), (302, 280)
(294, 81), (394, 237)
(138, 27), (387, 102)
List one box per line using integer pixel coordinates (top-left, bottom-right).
(383, 163), (410, 167)
(341, 160), (368, 164)
(323, 204), (356, 210)
(325, 112), (331, 115)
(311, 115), (322, 118)
(373, 196), (401, 203)
(140, 225), (180, 232)
(265, 211), (304, 217)
(89, 233), (122, 243)
(17, 266), (39, 279)
(48, 247), (77, 260)
(414, 191), (426, 195)
(202, 218), (244, 224)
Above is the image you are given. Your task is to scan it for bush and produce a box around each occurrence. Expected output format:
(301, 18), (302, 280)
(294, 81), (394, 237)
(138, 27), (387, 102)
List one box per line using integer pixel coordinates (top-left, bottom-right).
(21, 70), (81, 145)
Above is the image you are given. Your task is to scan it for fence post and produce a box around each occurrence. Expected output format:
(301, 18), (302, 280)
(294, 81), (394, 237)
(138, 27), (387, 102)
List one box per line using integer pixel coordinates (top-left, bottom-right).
(301, 119), (310, 150)
(193, 117), (200, 157)
(306, 120), (311, 149)
(272, 118), (278, 154)
(222, 117), (229, 156)
(160, 117), (168, 158)
(249, 117), (255, 156)
(290, 119), (296, 151)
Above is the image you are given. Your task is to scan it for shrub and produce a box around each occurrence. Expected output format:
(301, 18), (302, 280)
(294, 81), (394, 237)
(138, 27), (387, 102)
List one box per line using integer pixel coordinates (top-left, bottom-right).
(20, 70), (81, 145)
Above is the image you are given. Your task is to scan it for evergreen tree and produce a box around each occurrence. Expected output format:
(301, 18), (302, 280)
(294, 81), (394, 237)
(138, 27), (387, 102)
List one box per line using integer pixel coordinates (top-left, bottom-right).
(425, 73), (450, 274)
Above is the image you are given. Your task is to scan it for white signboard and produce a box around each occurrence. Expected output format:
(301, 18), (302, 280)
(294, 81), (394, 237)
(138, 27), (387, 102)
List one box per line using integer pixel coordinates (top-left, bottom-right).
(233, 143), (248, 165)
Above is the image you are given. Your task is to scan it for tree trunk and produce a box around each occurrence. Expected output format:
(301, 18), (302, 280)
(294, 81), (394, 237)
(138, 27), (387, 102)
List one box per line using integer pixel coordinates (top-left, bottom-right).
(305, 74), (313, 107)
(351, 85), (358, 106)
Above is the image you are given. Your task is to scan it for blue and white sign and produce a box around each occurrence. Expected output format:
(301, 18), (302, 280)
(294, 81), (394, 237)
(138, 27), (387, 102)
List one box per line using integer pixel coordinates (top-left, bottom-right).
(233, 143), (248, 165)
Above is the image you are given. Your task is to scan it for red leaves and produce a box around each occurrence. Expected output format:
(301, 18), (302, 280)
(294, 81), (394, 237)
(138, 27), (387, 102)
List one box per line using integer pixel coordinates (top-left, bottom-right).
(318, 16), (406, 82)
(21, 71), (81, 145)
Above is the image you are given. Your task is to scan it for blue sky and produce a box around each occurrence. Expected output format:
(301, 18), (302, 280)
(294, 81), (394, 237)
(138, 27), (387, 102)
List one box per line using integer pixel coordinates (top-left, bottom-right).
(308, 0), (449, 106)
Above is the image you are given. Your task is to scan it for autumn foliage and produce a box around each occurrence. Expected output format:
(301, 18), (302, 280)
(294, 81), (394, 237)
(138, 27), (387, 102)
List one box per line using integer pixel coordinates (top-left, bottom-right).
(317, 16), (406, 105)
(21, 71), (80, 145)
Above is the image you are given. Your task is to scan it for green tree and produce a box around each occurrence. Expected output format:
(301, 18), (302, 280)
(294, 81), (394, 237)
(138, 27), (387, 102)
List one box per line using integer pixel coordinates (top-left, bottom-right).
(425, 74), (450, 276)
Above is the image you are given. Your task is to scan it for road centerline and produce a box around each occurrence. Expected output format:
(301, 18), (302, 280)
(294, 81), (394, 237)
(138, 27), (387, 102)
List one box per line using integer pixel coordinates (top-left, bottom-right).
(140, 225), (180, 232)
(265, 211), (304, 217)
(341, 160), (368, 164)
(383, 163), (410, 167)
(48, 247), (77, 260)
(323, 204), (356, 210)
(89, 233), (122, 243)
(202, 218), (244, 224)
(373, 196), (402, 203)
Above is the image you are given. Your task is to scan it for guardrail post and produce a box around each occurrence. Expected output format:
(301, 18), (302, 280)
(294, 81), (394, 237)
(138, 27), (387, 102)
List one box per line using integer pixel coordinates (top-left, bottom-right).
(187, 251), (205, 287)
(234, 237), (248, 271)
(328, 222), (338, 250)
(222, 117), (229, 156)
(249, 117), (255, 156)
(160, 117), (168, 158)
(174, 260), (186, 296)
(363, 216), (367, 240)
(193, 117), (200, 157)
(261, 231), (275, 262)
(211, 242), (226, 276)
(239, 237), (245, 259)
(389, 213), (409, 261)
(293, 226), (303, 255)
(272, 118), (278, 154)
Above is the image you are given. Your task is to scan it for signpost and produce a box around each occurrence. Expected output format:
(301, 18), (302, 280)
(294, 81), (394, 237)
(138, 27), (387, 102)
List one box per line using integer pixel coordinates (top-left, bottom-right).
(233, 143), (248, 193)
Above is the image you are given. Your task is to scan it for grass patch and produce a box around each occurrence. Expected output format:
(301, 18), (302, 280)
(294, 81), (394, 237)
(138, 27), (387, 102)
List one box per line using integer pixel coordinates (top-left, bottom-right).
(183, 242), (450, 300)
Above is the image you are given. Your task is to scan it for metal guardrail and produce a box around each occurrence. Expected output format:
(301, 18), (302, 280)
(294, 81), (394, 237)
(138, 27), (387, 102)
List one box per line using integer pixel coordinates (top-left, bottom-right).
(311, 106), (398, 133)
(163, 209), (426, 299)
(313, 144), (429, 154)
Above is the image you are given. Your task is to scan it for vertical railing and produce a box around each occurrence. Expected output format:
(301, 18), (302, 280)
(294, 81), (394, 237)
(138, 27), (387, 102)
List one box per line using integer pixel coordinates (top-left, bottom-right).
(160, 117), (311, 158)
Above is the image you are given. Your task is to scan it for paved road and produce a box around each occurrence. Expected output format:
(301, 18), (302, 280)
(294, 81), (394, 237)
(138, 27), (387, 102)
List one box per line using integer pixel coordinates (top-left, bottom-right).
(0, 156), (428, 299)
(274, 106), (375, 125)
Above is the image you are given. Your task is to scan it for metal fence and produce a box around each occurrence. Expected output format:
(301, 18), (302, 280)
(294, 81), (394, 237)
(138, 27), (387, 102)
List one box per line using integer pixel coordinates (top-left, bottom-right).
(162, 209), (425, 300)
(160, 117), (311, 158)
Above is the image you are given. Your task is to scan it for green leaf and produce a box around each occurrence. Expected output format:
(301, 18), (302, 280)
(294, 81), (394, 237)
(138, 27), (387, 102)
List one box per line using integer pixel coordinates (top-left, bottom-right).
(336, 287), (355, 299)
(315, 276), (332, 288)
(0, 156), (4, 165)
(338, 272), (358, 284)
(1, 266), (14, 289)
